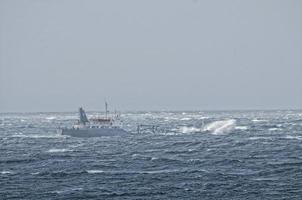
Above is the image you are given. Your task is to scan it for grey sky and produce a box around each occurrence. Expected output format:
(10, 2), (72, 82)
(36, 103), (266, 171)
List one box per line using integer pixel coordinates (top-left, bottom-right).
(0, 0), (301, 112)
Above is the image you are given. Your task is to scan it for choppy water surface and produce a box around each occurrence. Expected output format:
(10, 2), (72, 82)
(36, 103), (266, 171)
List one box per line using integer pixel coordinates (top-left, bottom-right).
(1, 110), (302, 199)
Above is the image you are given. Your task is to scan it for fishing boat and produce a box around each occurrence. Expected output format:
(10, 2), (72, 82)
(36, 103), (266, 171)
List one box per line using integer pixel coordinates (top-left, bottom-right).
(59, 103), (128, 137)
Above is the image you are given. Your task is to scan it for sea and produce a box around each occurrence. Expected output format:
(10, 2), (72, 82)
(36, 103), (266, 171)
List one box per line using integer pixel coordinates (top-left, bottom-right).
(1, 110), (302, 199)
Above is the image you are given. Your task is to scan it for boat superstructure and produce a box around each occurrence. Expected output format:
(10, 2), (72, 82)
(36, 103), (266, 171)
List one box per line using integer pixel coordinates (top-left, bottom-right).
(60, 104), (128, 137)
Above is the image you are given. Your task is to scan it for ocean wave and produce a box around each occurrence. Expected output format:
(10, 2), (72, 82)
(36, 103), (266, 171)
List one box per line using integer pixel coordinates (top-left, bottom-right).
(180, 117), (191, 121)
(197, 116), (209, 120)
(248, 136), (272, 140)
(179, 126), (201, 134)
(141, 169), (182, 174)
(203, 119), (236, 134)
(86, 168), (206, 175)
(1, 170), (14, 175)
(46, 116), (57, 120)
(283, 135), (302, 140)
(235, 126), (248, 130)
(252, 177), (279, 181)
(170, 141), (201, 147)
(47, 148), (73, 153)
(12, 133), (65, 139)
(252, 119), (268, 122)
(131, 153), (153, 160)
(269, 128), (282, 131)
(163, 117), (179, 121)
(86, 170), (104, 174)
(156, 132), (179, 136)
(150, 156), (181, 163)
(37, 170), (86, 177)
(151, 157), (158, 161)
(51, 187), (83, 194)
(188, 158), (204, 164)
(1, 158), (36, 164)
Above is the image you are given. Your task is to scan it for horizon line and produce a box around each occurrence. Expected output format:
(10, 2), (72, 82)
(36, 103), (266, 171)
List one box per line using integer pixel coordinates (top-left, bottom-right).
(1, 107), (302, 114)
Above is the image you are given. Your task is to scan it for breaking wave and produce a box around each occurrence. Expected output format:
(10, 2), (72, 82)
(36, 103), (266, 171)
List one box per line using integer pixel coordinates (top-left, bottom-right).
(203, 119), (236, 134)
(178, 119), (237, 134)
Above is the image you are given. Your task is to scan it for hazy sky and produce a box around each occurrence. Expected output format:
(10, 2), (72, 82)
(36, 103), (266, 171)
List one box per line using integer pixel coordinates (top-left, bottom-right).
(0, 0), (301, 112)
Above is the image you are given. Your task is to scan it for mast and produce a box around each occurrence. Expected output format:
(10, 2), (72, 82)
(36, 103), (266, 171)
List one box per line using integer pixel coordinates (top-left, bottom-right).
(105, 101), (109, 119)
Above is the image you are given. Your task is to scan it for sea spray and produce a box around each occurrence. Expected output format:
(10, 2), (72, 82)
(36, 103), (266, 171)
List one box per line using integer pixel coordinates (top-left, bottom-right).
(203, 119), (236, 134)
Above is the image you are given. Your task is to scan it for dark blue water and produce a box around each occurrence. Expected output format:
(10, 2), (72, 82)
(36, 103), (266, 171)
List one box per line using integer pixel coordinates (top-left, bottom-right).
(1, 110), (302, 199)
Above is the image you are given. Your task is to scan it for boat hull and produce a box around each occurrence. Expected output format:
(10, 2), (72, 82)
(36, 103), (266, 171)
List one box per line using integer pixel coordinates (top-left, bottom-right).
(61, 127), (128, 137)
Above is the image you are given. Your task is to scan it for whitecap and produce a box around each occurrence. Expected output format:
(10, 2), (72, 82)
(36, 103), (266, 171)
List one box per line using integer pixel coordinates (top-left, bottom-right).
(151, 157), (158, 161)
(86, 170), (104, 174)
(142, 169), (179, 174)
(188, 158), (203, 163)
(252, 119), (267, 122)
(157, 132), (181, 136)
(179, 126), (201, 134)
(235, 126), (248, 130)
(46, 116), (56, 120)
(203, 119), (236, 135)
(142, 168), (208, 174)
(248, 136), (271, 140)
(1, 171), (14, 175)
(52, 187), (83, 194)
(197, 116), (209, 120)
(253, 177), (279, 181)
(47, 148), (72, 153)
(68, 144), (84, 148)
(131, 153), (139, 157)
(180, 117), (191, 121)
(269, 128), (282, 131)
(86, 169), (175, 174)
(283, 135), (302, 140)
(164, 117), (178, 121)
(131, 153), (147, 159)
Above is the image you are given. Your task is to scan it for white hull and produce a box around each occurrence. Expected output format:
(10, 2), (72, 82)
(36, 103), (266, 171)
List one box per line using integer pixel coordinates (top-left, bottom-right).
(61, 127), (128, 137)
